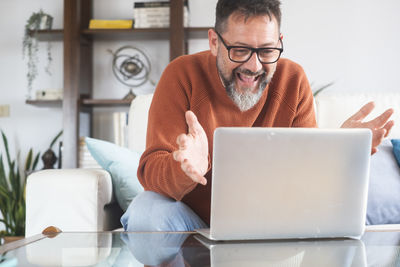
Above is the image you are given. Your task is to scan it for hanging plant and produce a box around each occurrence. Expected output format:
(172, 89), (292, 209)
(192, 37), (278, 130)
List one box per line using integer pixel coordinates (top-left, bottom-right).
(22, 9), (54, 100)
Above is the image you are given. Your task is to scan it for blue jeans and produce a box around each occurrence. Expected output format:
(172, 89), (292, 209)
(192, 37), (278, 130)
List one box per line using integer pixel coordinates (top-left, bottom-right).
(121, 191), (208, 231)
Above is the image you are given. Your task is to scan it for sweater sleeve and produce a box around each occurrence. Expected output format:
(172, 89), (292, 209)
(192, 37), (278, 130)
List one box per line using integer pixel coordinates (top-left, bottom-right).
(137, 58), (200, 201)
(292, 71), (317, 128)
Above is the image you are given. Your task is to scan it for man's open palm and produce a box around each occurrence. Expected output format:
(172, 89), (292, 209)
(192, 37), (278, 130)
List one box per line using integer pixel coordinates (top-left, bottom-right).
(173, 111), (209, 185)
(341, 102), (394, 154)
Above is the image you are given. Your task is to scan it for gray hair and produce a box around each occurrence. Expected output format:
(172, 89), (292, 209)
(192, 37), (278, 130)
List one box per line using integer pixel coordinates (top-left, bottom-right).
(215, 0), (282, 33)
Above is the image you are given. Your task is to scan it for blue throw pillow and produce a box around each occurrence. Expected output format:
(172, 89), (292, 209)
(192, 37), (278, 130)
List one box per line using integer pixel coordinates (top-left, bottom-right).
(366, 139), (400, 225)
(85, 137), (144, 211)
(392, 139), (400, 168)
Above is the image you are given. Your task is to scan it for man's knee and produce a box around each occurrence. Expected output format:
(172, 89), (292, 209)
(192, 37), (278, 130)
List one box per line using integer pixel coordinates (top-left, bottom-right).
(121, 191), (162, 231)
(121, 191), (183, 231)
(121, 191), (206, 232)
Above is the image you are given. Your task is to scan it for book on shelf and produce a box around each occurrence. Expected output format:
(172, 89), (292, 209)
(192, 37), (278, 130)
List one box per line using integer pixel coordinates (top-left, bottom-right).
(113, 112), (129, 148)
(133, 1), (189, 28)
(78, 137), (101, 169)
(134, 1), (171, 8)
(89, 19), (133, 29)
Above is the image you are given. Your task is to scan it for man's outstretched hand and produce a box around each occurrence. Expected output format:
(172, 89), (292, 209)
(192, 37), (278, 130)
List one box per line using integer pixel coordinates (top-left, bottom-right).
(341, 102), (394, 154)
(173, 111), (209, 185)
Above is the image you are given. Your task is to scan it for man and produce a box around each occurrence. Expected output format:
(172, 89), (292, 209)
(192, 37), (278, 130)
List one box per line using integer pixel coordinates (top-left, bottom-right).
(121, 0), (394, 232)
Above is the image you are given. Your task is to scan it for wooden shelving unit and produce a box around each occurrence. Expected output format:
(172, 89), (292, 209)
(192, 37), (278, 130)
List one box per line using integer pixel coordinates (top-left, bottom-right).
(26, 0), (209, 168)
(25, 99), (62, 107)
(81, 98), (132, 107)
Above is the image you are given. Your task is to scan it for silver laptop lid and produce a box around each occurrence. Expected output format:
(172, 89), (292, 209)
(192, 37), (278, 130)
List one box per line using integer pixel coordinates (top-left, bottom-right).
(209, 128), (372, 240)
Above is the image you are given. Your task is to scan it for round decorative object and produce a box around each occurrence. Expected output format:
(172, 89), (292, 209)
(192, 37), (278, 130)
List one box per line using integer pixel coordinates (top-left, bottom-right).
(41, 148), (57, 169)
(108, 46), (154, 101)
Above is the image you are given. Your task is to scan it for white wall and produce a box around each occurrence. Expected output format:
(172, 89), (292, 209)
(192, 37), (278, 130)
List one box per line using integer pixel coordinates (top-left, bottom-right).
(281, 0), (400, 93)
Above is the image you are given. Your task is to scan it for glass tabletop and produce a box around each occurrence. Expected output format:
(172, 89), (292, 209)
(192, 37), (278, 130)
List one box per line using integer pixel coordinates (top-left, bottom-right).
(1, 231), (400, 266)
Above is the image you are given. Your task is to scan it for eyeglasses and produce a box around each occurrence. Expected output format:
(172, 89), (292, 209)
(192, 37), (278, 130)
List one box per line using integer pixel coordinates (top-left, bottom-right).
(215, 30), (283, 64)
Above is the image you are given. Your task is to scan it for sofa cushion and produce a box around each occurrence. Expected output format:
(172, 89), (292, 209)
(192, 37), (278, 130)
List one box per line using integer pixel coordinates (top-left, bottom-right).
(85, 137), (144, 211)
(366, 139), (400, 225)
(128, 94), (153, 154)
(391, 139), (400, 168)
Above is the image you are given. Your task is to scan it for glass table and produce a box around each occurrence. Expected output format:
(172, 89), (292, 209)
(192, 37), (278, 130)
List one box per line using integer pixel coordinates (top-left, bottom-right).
(1, 230), (400, 266)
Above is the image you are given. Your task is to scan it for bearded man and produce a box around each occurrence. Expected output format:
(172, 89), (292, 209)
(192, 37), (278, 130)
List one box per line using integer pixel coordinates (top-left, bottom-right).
(121, 0), (394, 232)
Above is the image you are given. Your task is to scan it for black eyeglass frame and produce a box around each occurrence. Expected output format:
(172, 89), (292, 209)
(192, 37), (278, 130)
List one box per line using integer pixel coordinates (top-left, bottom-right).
(215, 30), (284, 64)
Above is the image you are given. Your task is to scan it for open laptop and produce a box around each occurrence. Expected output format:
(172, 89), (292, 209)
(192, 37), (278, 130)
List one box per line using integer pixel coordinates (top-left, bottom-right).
(196, 127), (372, 241)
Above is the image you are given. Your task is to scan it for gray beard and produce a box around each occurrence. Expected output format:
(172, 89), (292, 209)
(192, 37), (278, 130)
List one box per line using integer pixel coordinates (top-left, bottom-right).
(225, 80), (265, 112)
(217, 63), (275, 112)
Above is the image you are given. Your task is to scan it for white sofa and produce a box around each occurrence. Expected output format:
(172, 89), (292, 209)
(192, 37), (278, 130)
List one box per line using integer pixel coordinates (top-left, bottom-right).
(25, 92), (400, 237)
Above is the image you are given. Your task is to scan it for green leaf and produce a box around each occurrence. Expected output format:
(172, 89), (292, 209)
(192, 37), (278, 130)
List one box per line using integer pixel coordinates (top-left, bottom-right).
(14, 171), (21, 206)
(1, 131), (12, 168)
(312, 81), (334, 97)
(0, 186), (10, 202)
(32, 152), (40, 170)
(0, 219), (12, 232)
(0, 156), (9, 189)
(25, 148), (33, 171)
(8, 168), (15, 192)
(8, 159), (16, 183)
(49, 130), (63, 149)
(8, 160), (17, 190)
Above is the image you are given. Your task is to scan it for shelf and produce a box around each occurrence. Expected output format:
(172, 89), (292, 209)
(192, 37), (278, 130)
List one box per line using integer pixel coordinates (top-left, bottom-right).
(82, 28), (170, 40)
(27, 27), (209, 41)
(29, 29), (63, 41)
(81, 98), (132, 107)
(81, 27), (210, 40)
(26, 99), (62, 107)
(186, 27), (210, 39)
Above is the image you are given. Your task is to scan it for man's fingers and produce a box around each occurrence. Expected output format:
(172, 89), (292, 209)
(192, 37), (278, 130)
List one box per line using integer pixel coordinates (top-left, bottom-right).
(173, 150), (187, 162)
(371, 128), (386, 150)
(384, 120), (395, 137)
(176, 133), (189, 149)
(347, 101), (375, 121)
(364, 108), (394, 129)
(174, 153), (207, 185)
(185, 110), (203, 136)
(181, 159), (207, 185)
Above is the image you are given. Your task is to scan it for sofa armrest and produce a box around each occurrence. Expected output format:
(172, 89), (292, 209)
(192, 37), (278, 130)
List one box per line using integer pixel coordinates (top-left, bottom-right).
(25, 169), (123, 237)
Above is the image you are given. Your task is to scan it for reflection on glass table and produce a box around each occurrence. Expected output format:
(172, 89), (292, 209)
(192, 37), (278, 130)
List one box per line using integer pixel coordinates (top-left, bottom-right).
(1, 231), (400, 266)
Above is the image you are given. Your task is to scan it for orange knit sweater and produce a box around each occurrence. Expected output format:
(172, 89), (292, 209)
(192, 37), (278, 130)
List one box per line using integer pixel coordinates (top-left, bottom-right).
(138, 50), (316, 224)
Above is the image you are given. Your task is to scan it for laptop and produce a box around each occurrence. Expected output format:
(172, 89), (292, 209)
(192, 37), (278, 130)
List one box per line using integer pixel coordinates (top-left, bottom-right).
(194, 234), (367, 267)
(196, 127), (372, 241)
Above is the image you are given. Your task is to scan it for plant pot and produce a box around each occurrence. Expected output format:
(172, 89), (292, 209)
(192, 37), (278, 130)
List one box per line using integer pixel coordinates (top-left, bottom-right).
(2, 236), (24, 244)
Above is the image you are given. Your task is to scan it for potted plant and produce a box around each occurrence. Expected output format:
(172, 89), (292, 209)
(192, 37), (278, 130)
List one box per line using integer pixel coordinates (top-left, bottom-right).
(0, 131), (40, 243)
(22, 9), (54, 99)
